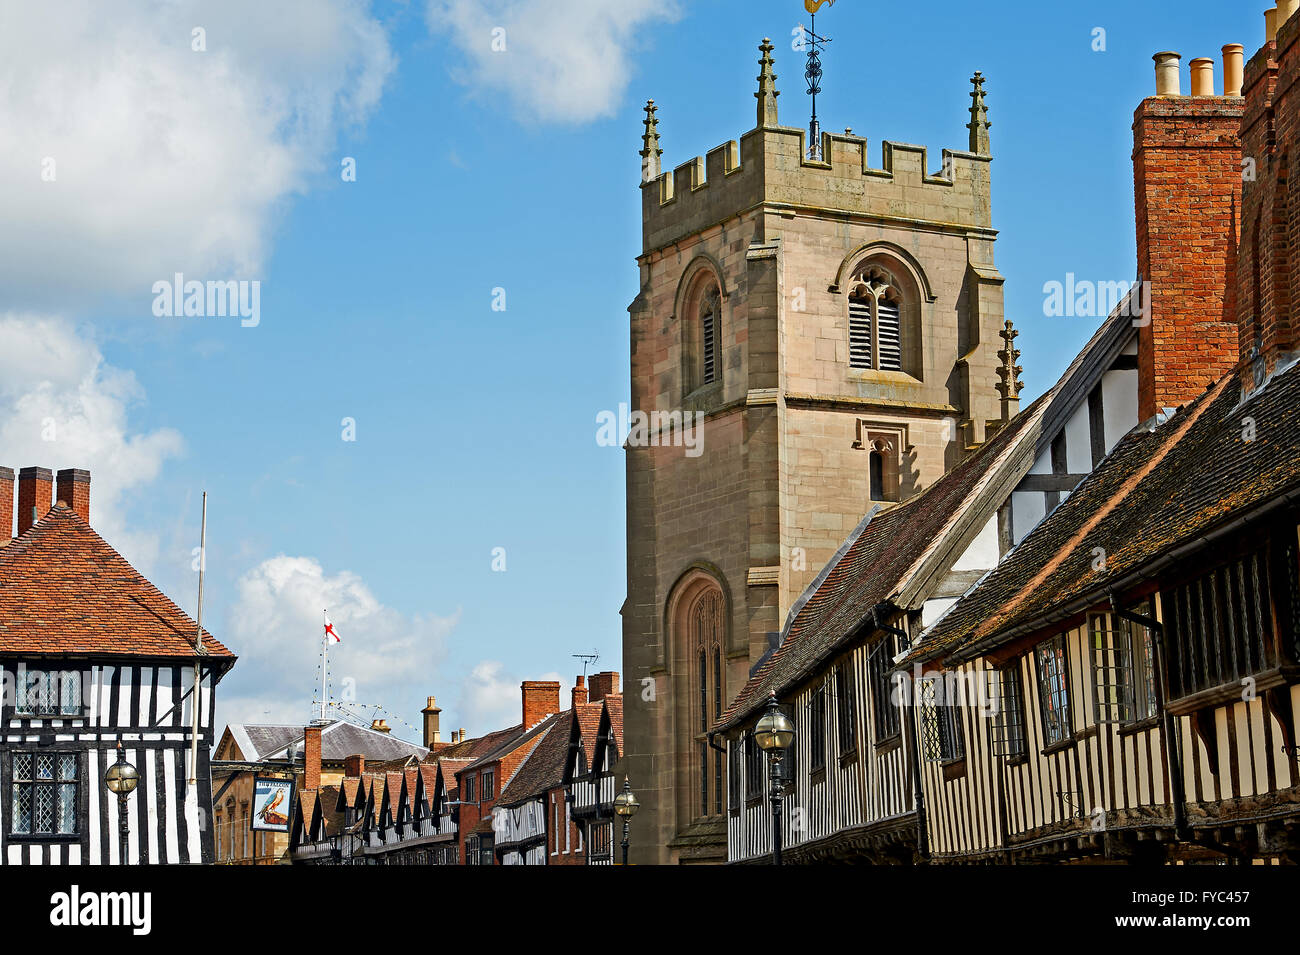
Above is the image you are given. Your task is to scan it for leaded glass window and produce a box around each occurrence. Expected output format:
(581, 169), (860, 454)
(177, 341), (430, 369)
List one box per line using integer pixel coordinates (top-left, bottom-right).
(11, 751), (78, 836)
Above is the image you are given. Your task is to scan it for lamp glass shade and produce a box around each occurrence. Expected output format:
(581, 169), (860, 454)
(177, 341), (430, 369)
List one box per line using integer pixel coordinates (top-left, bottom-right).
(613, 788), (640, 818)
(104, 757), (139, 795)
(755, 704), (795, 751)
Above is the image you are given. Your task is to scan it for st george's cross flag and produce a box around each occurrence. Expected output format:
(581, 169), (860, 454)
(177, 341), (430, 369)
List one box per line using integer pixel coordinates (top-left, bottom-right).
(324, 614), (341, 644)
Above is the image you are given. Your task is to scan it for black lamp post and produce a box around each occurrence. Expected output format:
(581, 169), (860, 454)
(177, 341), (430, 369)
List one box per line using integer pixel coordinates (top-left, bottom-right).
(754, 690), (795, 865)
(612, 776), (639, 866)
(103, 742), (139, 864)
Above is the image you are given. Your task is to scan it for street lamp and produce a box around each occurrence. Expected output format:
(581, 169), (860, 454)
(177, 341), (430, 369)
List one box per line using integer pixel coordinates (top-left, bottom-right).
(612, 776), (639, 866)
(103, 742), (139, 865)
(754, 690), (794, 865)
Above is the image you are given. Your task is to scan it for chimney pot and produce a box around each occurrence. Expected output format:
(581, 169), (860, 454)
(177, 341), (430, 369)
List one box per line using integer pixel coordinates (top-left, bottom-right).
(1280, 1), (1299, 29)
(16, 467), (53, 537)
(1190, 57), (1216, 96)
(1223, 44), (1245, 97)
(1267, 8), (1279, 42)
(1153, 52), (1183, 96)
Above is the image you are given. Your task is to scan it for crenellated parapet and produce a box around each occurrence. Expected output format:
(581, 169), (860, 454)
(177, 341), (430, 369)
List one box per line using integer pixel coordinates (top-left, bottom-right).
(640, 40), (994, 254)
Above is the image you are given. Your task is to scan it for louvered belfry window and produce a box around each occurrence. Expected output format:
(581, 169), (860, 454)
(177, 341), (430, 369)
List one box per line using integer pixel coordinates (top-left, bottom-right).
(700, 286), (720, 385)
(848, 265), (903, 372)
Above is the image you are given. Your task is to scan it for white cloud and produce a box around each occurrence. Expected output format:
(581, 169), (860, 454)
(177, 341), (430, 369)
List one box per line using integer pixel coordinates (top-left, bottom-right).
(221, 555), (460, 732)
(0, 314), (184, 569)
(426, 0), (680, 124)
(458, 659), (569, 731)
(0, 0), (395, 310)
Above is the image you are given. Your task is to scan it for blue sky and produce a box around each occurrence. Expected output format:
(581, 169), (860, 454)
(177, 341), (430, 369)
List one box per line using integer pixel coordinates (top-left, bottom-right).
(0, 0), (1264, 738)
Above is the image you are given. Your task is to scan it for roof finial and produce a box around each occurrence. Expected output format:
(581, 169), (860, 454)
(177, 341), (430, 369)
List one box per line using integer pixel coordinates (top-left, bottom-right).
(995, 319), (1023, 421)
(640, 99), (662, 183)
(756, 38), (779, 128)
(968, 71), (991, 156)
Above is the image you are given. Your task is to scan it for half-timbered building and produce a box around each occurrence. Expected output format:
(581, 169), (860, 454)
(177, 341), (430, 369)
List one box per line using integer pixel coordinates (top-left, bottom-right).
(906, 359), (1300, 863)
(0, 466), (235, 865)
(714, 20), (1300, 865)
(712, 298), (1147, 862)
(564, 679), (624, 864)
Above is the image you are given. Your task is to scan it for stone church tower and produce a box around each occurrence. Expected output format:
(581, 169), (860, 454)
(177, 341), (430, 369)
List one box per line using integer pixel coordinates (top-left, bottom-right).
(622, 38), (1007, 864)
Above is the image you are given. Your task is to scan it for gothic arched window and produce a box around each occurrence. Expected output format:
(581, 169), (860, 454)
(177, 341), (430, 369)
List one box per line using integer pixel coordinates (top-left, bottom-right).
(848, 264), (905, 372)
(700, 284), (720, 386)
(691, 588), (725, 818)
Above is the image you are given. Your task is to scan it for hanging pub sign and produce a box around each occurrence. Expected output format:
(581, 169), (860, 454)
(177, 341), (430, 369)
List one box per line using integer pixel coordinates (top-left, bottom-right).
(250, 776), (294, 832)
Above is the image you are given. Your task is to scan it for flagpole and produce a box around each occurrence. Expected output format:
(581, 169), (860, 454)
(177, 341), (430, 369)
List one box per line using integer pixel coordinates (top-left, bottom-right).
(320, 609), (328, 722)
(189, 491), (207, 786)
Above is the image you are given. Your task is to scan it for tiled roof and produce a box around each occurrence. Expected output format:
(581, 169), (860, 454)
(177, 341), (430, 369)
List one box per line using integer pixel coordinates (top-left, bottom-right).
(0, 504), (233, 659)
(262, 721), (428, 763)
(604, 694), (623, 755)
(573, 701), (602, 765)
(497, 711), (572, 806)
(714, 395), (1047, 732)
(227, 724), (300, 761)
(463, 714), (557, 772)
(433, 758), (473, 797)
(913, 362), (1300, 663)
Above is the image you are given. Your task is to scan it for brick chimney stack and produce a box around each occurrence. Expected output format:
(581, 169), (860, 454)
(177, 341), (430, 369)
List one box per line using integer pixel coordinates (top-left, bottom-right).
(16, 467), (52, 537)
(422, 696), (442, 747)
(1237, 11), (1300, 392)
(0, 468), (14, 542)
(1133, 53), (1245, 418)
(589, 671), (620, 704)
(55, 468), (90, 523)
(343, 754), (365, 777)
(521, 681), (560, 728)
(572, 675), (588, 708)
(303, 726), (322, 792)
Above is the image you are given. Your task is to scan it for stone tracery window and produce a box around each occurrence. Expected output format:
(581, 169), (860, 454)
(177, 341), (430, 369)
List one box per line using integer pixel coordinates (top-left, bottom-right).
(848, 264), (904, 372)
(691, 588), (725, 817)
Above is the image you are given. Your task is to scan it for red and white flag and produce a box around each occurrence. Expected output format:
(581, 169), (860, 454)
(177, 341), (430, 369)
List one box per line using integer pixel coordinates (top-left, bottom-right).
(324, 614), (341, 644)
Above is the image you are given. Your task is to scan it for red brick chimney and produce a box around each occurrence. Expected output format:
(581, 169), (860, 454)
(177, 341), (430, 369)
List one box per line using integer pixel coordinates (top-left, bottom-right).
(16, 467), (52, 536)
(1238, 20), (1300, 391)
(1133, 55), (1245, 418)
(0, 467), (13, 541)
(589, 671), (620, 704)
(572, 675), (588, 708)
(343, 754), (365, 778)
(303, 726), (322, 792)
(521, 681), (560, 728)
(55, 469), (90, 524)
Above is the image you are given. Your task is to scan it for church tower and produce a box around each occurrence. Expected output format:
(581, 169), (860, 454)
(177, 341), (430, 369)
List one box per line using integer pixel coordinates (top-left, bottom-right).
(622, 38), (1007, 864)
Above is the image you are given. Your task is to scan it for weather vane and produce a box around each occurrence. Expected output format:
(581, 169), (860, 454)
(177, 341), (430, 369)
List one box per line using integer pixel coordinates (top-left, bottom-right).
(802, 0), (835, 161)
